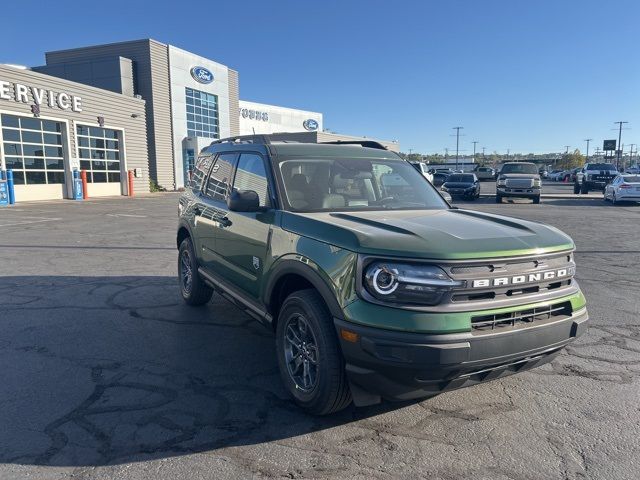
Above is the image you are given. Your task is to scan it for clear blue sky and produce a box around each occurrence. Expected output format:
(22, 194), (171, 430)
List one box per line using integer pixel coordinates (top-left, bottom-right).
(2, 0), (638, 155)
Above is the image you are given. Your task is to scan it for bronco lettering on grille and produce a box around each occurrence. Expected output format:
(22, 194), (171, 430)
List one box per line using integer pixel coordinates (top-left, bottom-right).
(471, 268), (572, 288)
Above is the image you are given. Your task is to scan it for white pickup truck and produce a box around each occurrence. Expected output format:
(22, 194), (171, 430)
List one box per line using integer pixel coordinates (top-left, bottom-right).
(409, 161), (434, 183)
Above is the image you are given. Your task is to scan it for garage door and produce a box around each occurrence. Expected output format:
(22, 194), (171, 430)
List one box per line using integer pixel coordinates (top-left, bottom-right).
(1, 114), (66, 187)
(77, 124), (123, 197)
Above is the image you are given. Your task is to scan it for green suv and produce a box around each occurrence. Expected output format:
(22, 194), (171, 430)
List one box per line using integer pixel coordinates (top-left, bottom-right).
(176, 135), (588, 415)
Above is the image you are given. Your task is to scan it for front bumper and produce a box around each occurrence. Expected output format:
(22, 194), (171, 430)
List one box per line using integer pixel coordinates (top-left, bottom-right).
(497, 186), (541, 198)
(335, 307), (588, 402)
(442, 188), (476, 197)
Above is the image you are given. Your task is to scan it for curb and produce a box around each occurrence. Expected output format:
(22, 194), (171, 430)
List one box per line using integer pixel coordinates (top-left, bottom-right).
(478, 193), (603, 199)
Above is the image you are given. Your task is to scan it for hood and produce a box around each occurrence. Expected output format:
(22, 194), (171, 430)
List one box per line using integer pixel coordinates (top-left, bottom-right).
(281, 209), (574, 260)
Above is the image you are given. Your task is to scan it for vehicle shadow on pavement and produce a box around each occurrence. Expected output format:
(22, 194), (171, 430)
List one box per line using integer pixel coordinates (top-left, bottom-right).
(0, 275), (405, 467)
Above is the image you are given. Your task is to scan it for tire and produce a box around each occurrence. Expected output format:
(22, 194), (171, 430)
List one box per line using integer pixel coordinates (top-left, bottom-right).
(276, 289), (352, 415)
(533, 196), (541, 204)
(573, 183), (580, 194)
(496, 195), (502, 204)
(580, 183), (589, 194)
(612, 193), (618, 206)
(178, 237), (213, 306)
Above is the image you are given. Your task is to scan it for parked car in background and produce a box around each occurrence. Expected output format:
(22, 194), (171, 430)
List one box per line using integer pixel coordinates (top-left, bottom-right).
(539, 168), (549, 179)
(441, 173), (481, 200)
(574, 163), (618, 193)
(432, 172), (450, 186)
(408, 161), (434, 183)
(624, 165), (640, 174)
(604, 174), (640, 205)
(548, 170), (564, 181)
(475, 166), (495, 181)
(496, 162), (542, 204)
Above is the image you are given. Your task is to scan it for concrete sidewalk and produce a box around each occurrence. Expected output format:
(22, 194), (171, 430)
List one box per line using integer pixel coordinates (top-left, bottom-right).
(479, 192), (603, 199)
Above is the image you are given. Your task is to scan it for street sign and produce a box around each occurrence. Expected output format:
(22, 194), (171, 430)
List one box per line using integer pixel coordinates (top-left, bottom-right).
(603, 139), (616, 151)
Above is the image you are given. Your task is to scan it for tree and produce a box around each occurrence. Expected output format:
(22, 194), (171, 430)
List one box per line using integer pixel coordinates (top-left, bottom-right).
(558, 149), (584, 170)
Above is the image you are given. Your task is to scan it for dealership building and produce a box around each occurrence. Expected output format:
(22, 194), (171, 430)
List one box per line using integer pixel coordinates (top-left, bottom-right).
(1, 38), (398, 202)
(0, 63), (148, 201)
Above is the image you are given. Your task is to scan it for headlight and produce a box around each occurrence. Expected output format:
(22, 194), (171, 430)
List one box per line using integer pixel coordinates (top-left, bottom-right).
(363, 261), (465, 305)
(533, 178), (541, 187)
(441, 186), (448, 191)
(497, 177), (506, 186)
(586, 174), (593, 180)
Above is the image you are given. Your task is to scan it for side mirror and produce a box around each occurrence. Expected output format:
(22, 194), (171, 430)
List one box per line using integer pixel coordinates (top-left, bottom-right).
(227, 189), (260, 212)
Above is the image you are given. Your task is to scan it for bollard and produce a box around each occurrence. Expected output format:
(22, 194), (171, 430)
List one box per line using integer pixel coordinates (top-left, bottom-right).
(7, 169), (15, 205)
(80, 170), (88, 199)
(128, 170), (135, 197)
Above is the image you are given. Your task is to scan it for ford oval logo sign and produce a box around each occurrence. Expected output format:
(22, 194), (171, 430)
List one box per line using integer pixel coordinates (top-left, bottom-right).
(190, 66), (214, 84)
(303, 119), (319, 131)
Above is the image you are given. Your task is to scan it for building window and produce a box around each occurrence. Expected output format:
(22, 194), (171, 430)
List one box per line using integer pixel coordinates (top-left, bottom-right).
(1, 114), (65, 185)
(77, 125), (121, 183)
(185, 87), (219, 139)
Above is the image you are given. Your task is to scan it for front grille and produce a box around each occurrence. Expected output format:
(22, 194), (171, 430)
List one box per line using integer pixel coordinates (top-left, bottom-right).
(505, 178), (533, 188)
(471, 301), (572, 332)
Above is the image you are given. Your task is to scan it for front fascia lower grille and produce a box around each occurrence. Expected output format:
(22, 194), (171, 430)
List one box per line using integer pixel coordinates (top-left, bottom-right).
(471, 301), (572, 332)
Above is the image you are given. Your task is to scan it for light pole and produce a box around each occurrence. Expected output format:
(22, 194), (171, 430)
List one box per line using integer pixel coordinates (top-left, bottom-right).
(584, 139), (592, 162)
(629, 143), (637, 167)
(472, 140), (478, 163)
(614, 121), (628, 168)
(452, 126), (463, 170)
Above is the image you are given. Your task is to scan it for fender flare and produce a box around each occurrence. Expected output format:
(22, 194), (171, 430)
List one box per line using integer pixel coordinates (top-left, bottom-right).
(264, 258), (344, 321)
(176, 220), (194, 249)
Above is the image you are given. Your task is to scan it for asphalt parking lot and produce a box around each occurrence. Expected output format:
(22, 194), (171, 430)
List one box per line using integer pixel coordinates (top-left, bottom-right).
(1, 192), (639, 479)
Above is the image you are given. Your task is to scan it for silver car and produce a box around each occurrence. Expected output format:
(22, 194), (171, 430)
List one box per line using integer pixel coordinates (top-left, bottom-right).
(604, 174), (640, 205)
(475, 166), (495, 181)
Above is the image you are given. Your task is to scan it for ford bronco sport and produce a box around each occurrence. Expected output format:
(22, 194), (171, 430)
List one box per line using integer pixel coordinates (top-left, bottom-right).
(176, 135), (588, 415)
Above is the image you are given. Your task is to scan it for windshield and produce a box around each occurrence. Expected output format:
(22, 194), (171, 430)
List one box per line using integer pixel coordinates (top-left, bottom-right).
(276, 158), (448, 212)
(588, 163), (616, 171)
(500, 163), (538, 174)
(446, 174), (475, 183)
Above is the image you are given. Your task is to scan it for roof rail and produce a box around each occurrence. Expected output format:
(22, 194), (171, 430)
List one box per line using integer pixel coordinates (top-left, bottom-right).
(209, 134), (273, 146)
(320, 140), (388, 150)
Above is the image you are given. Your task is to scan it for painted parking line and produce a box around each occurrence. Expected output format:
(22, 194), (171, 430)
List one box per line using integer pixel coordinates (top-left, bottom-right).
(105, 213), (148, 218)
(0, 218), (62, 228)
